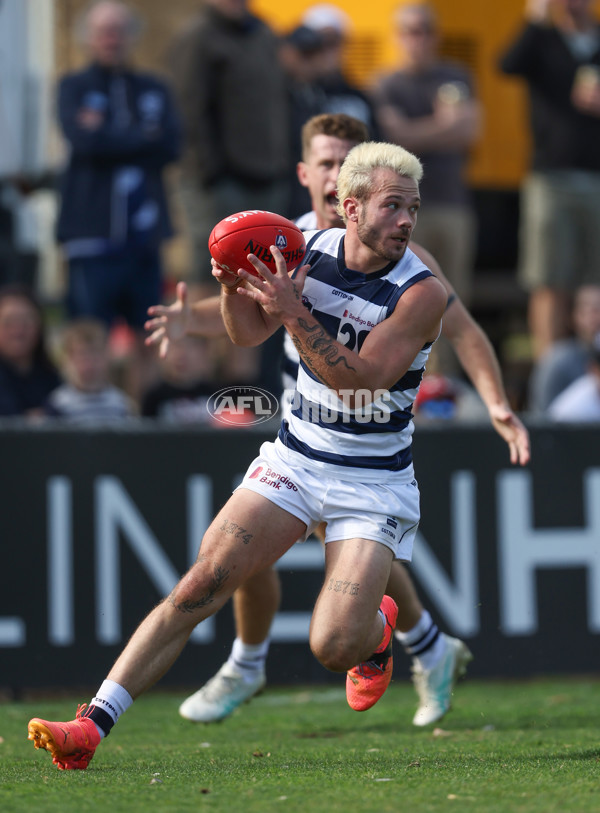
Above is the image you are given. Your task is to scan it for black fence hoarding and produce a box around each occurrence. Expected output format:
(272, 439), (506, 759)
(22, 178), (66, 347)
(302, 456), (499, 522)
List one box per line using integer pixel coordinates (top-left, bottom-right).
(1, 422), (599, 692)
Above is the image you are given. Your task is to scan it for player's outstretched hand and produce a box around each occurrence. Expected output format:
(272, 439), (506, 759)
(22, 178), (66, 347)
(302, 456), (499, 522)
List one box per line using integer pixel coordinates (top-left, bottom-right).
(145, 281), (190, 358)
(488, 403), (531, 466)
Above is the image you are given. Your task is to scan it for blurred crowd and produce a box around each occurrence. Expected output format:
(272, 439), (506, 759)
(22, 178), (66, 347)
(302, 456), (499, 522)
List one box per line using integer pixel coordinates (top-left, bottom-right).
(1, 0), (600, 426)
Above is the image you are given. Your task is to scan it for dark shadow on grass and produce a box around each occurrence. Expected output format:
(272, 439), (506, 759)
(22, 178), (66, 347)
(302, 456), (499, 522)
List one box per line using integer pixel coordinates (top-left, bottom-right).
(533, 748), (600, 762)
(453, 712), (600, 733)
(295, 730), (345, 739)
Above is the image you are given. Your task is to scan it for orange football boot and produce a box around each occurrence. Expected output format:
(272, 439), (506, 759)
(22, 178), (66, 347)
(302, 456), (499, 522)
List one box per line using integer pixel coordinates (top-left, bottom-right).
(28, 703), (101, 770)
(346, 595), (398, 711)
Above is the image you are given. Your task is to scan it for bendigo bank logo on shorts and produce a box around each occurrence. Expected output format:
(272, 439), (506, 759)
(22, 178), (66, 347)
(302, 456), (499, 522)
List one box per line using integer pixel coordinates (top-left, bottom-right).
(207, 387), (279, 426)
(250, 465), (298, 491)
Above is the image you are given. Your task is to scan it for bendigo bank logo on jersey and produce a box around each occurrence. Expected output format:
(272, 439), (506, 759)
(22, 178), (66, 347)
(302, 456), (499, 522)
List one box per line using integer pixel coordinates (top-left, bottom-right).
(243, 232), (305, 268)
(249, 465), (298, 491)
(343, 309), (375, 328)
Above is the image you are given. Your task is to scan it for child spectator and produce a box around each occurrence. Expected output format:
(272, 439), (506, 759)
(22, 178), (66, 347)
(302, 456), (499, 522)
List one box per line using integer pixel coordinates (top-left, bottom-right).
(547, 332), (600, 422)
(141, 334), (220, 423)
(45, 318), (137, 423)
(528, 283), (600, 412)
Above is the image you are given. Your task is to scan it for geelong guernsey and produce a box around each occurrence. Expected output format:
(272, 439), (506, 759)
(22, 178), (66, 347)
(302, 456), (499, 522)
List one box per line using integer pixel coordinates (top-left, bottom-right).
(276, 228), (435, 483)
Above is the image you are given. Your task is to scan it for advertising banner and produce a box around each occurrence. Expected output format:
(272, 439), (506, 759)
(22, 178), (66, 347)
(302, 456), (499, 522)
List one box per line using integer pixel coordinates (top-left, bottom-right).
(1, 424), (599, 692)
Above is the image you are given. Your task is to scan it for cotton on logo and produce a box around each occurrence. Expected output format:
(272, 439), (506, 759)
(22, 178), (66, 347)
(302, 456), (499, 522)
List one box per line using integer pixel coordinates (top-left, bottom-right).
(207, 387), (279, 426)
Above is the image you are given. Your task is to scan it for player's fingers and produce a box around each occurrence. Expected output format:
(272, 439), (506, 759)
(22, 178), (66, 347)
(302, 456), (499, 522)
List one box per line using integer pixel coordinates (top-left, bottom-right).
(147, 305), (167, 317)
(292, 263), (310, 290)
(269, 245), (289, 276)
(212, 262), (239, 285)
(159, 336), (170, 359)
(517, 437), (531, 466)
(244, 253), (273, 281)
(176, 280), (187, 304)
(234, 283), (262, 302)
(145, 327), (164, 346)
(144, 316), (165, 331)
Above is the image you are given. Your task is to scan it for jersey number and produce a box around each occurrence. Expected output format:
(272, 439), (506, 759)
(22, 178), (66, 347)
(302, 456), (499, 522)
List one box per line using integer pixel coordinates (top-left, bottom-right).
(339, 322), (369, 352)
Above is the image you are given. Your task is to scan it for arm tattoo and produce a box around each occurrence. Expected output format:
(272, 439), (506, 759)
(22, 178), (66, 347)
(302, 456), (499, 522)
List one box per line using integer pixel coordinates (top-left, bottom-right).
(298, 318), (356, 371)
(291, 318), (356, 388)
(168, 562), (230, 614)
(219, 518), (253, 545)
(291, 334), (330, 384)
(328, 578), (359, 596)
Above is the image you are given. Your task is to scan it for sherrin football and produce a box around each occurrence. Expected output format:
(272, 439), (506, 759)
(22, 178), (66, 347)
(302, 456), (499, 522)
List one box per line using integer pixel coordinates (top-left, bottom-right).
(208, 210), (306, 278)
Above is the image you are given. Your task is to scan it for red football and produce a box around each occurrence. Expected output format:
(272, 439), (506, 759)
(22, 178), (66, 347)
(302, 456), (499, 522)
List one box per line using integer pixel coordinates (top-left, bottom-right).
(208, 210), (306, 278)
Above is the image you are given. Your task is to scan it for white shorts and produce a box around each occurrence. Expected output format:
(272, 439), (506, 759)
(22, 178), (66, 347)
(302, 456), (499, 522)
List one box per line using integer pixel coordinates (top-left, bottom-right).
(236, 441), (421, 560)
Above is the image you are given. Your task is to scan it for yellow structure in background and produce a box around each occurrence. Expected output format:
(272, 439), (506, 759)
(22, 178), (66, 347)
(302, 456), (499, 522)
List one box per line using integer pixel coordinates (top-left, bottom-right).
(252, 0), (598, 189)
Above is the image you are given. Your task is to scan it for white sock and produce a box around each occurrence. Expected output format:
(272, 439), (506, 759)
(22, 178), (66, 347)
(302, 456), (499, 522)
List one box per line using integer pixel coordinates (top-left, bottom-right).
(227, 636), (270, 681)
(394, 610), (445, 671)
(88, 679), (133, 739)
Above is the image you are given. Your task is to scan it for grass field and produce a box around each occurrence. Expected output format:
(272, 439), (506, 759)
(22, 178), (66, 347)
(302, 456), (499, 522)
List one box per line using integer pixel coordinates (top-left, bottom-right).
(1, 677), (600, 813)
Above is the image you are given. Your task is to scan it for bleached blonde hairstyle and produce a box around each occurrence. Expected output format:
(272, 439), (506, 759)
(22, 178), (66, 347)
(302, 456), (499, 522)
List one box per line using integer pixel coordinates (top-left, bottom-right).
(335, 141), (423, 223)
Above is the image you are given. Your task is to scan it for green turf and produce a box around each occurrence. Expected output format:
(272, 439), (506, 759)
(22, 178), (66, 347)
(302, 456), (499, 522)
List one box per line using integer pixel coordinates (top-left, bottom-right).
(1, 678), (599, 812)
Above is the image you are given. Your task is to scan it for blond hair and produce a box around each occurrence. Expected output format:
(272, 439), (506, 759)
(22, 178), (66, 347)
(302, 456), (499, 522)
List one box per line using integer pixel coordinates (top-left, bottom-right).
(335, 142), (423, 222)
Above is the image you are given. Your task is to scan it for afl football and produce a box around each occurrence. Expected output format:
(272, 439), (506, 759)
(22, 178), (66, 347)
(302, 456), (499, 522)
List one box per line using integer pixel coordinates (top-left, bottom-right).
(209, 210), (306, 278)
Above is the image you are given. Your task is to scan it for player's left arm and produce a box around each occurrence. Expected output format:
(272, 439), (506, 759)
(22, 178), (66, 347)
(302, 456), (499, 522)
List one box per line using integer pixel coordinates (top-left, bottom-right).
(444, 299), (530, 465)
(411, 243), (531, 466)
(235, 246), (447, 405)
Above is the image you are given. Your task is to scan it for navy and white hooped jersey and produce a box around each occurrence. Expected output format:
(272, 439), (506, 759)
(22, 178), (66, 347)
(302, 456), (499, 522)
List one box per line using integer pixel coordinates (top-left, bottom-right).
(276, 228), (436, 483)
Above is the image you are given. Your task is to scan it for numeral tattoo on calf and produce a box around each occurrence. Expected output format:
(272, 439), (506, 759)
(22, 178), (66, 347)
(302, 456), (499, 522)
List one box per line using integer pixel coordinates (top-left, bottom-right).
(328, 578), (359, 596)
(219, 518), (253, 545)
(169, 563), (229, 613)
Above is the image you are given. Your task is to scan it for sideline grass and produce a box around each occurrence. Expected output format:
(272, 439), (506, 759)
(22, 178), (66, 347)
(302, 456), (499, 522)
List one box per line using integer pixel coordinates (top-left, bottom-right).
(1, 678), (599, 812)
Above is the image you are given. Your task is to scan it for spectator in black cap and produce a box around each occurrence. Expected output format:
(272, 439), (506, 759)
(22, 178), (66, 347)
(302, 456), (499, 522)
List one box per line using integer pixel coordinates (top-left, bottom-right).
(279, 25), (328, 219)
(301, 4), (381, 138)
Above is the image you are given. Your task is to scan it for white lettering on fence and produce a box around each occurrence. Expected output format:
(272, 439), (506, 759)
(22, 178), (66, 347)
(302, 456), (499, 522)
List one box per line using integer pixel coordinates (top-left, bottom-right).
(497, 468), (600, 635)
(48, 477), (73, 645)
(95, 476), (214, 644)
(412, 471), (479, 636)
(8, 466), (596, 652)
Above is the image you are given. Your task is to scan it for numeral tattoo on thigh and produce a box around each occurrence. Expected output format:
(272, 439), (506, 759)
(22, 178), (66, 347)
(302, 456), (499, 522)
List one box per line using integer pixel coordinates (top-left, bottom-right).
(219, 518), (253, 545)
(328, 578), (359, 595)
(169, 563), (229, 614)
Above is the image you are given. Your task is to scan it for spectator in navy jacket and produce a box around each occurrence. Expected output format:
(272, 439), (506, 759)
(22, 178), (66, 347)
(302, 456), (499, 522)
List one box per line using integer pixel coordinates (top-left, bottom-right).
(56, 0), (182, 400)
